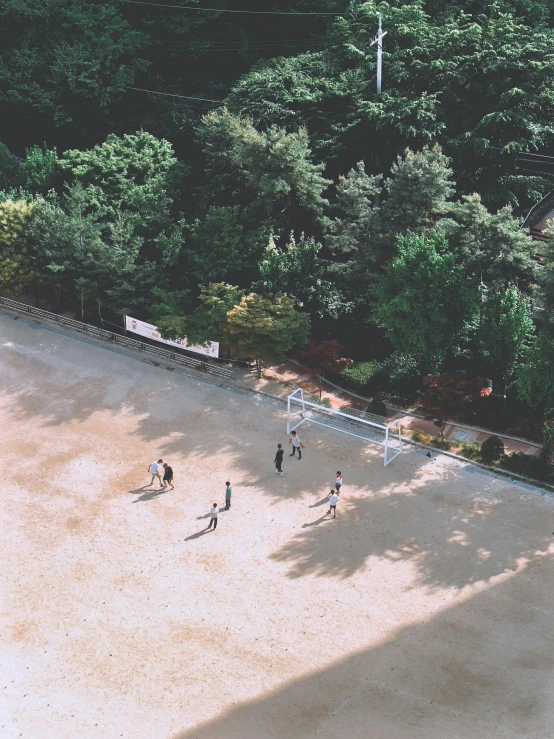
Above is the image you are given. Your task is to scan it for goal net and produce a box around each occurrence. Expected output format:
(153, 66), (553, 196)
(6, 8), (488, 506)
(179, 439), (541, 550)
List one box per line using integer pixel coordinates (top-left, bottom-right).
(286, 388), (403, 466)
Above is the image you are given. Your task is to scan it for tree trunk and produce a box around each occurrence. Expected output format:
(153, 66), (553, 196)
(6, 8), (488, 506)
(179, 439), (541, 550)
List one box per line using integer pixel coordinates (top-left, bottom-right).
(256, 357), (262, 379)
(80, 290), (84, 321)
(319, 374), (323, 401)
(54, 286), (61, 311)
(97, 299), (103, 327)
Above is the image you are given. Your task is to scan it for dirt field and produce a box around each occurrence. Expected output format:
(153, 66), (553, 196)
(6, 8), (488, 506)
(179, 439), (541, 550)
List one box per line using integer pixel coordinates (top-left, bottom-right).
(1, 311), (553, 739)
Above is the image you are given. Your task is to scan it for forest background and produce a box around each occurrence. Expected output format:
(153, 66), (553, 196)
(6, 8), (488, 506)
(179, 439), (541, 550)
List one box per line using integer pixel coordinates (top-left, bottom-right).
(3, 0), (554, 464)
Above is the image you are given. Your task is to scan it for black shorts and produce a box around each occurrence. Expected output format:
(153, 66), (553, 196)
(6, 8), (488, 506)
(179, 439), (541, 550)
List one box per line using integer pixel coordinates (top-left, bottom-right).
(163, 475), (173, 482)
(330, 504), (336, 510)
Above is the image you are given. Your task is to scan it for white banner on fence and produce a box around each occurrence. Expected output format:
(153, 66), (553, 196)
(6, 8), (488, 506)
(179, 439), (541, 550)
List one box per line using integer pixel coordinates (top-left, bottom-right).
(125, 316), (219, 358)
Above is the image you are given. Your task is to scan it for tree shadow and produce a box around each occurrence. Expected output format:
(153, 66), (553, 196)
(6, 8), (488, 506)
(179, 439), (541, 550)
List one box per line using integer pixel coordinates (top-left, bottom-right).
(172, 551), (554, 739)
(269, 464), (554, 589)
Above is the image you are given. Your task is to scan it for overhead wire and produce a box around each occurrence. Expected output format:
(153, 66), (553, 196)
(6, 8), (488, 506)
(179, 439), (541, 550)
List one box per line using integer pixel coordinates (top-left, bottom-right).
(121, 0), (346, 14)
(127, 86), (224, 102)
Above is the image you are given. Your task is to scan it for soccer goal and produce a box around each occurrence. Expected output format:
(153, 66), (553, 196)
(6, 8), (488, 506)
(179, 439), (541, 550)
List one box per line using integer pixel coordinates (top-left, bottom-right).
(286, 387), (403, 466)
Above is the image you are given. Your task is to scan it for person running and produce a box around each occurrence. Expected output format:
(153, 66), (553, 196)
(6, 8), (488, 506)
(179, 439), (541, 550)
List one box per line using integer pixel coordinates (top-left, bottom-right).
(163, 463), (174, 490)
(148, 458), (164, 487)
(289, 430), (304, 460)
(208, 503), (219, 530)
(274, 443), (284, 476)
(225, 481), (232, 509)
(335, 471), (343, 492)
(326, 489), (340, 518)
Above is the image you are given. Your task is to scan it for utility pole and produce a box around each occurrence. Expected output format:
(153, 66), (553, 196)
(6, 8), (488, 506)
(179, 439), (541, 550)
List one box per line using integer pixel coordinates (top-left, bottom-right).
(370, 12), (387, 94)
(370, 13), (387, 209)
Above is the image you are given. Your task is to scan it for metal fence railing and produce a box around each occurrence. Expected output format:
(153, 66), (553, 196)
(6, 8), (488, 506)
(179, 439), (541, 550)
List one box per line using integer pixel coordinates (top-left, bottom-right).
(0, 296), (235, 381)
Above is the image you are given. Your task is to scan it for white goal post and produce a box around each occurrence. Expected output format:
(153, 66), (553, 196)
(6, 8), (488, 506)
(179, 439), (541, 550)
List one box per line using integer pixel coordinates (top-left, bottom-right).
(286, 388), (403, 466)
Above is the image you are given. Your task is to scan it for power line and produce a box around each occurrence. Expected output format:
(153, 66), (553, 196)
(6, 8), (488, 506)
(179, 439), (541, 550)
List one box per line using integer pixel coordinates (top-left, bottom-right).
(148, 41), (325, 52)
(127, 86), (223, 102)
(121, 0), (346, 15)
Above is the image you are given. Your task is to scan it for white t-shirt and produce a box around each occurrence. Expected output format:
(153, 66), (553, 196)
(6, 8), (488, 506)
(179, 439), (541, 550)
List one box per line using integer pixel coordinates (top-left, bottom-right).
(211, 506), (219, 518)
(291, 435), (301, 447)
(336, 476), (343, 487)
(329, 493), (339, 507)
(150, 461), (159, 475)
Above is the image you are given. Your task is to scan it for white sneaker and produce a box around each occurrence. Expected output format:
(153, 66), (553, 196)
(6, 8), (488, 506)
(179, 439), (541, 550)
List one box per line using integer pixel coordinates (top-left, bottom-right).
(280, 471), (284, 476)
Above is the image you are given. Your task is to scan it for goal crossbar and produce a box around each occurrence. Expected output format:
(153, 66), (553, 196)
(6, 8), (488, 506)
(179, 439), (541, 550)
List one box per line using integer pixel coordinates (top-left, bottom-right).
(286, 387), (403, 466)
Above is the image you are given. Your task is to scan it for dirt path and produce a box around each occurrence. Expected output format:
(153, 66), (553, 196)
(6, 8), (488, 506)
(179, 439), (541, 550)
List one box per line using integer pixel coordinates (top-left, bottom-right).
(1, 313), (553, 739)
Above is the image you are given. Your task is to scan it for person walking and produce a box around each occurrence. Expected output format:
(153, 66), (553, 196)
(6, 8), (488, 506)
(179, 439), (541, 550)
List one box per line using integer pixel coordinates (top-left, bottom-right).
(335, 471), (343, 492)
(163, 463), (175, 490)
(289, 430), (304, 460)
(225, 481), (232, 509)
(274, 443), (284, 476)
(207, 503), (219, 530)
(326, 489), (340, 518)
(148, 458), (164, 487)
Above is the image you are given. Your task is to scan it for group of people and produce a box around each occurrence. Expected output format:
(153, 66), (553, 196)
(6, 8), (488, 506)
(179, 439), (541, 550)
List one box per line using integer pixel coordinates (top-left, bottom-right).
(148, 458), (174, 489)
(146, 430), (343, 533)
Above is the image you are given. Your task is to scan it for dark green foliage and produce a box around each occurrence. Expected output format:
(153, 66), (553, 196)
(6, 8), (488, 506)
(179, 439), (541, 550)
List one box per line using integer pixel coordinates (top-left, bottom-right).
(460, 441), (482, 460)
(480, 435), (506, 463)
(380, 146), (455, 236)
(372, 232), (481, 373)
(516, 332), (554, 416)
(378, 353), (419, 397)
(340, 361), (381, 394)
(366, 394), (388, 417)
(499, 451), (551, 482)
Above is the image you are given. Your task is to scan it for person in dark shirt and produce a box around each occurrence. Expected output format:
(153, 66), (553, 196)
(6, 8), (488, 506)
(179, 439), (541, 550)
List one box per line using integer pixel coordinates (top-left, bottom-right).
(274, 443), (284, 476)
(162, 463), (174, 490)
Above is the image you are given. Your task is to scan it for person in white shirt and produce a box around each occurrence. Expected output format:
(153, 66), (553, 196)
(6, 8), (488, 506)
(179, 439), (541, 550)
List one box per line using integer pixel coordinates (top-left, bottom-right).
(208, 503), (219, 530)
(289, 430), (305, 460)
(148, 458), (164, 488)
(326, 490), (340, 518)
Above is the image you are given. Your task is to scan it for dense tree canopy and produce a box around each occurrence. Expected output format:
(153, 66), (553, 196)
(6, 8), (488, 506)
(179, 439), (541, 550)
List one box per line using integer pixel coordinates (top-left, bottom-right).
(1, 0), (554, 437)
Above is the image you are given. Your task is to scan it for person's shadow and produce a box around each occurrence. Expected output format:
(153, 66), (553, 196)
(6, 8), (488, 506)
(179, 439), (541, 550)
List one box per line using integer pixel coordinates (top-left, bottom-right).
(309, 496), (331, 509)
(302, 514), (329, 528)
(132, 489), (167, 503)
(185, 528), (213, 540)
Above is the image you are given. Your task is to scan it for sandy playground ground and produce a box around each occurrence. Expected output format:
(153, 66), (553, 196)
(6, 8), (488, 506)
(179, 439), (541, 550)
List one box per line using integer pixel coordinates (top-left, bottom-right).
(1, 311), (554, 739)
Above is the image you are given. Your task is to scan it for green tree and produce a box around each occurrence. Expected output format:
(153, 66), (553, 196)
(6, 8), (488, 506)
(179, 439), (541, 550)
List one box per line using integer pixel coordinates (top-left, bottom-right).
(476, 285), (535, 397)
(199, 109), (330, 235)
(185, 206), (268, 286)
(516, 331), (554, 417)
(380, 146), (455, 237)
(372, 232), (481, 373)
(224, 293), (310, 378)
(325, 160), (381, 267)
(0, 198), (37, 295)
(437, 194), (536, 286)
(157, 283), (244, 346)
(252, 232), (331, 314)
(0, 0), (149, 137)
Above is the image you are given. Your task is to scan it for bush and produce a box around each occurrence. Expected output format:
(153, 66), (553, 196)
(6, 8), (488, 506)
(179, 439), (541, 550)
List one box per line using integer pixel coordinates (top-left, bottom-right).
(366, 393), (388, 417)
(460, 441), (481, 460)
(412, 429), (432, 445)
(340, 361), (380, 393)
(499, 452), (550, 482)
(431, 436), (452, 451)
(319, 396), (332, 408)
(480, 435), (505, 463)
(379, 353), (419, 397)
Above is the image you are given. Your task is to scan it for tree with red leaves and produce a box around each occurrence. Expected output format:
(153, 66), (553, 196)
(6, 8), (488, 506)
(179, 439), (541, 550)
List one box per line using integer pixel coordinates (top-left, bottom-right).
(297, 340), (353, 400)
(420, 374), (492, 441)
